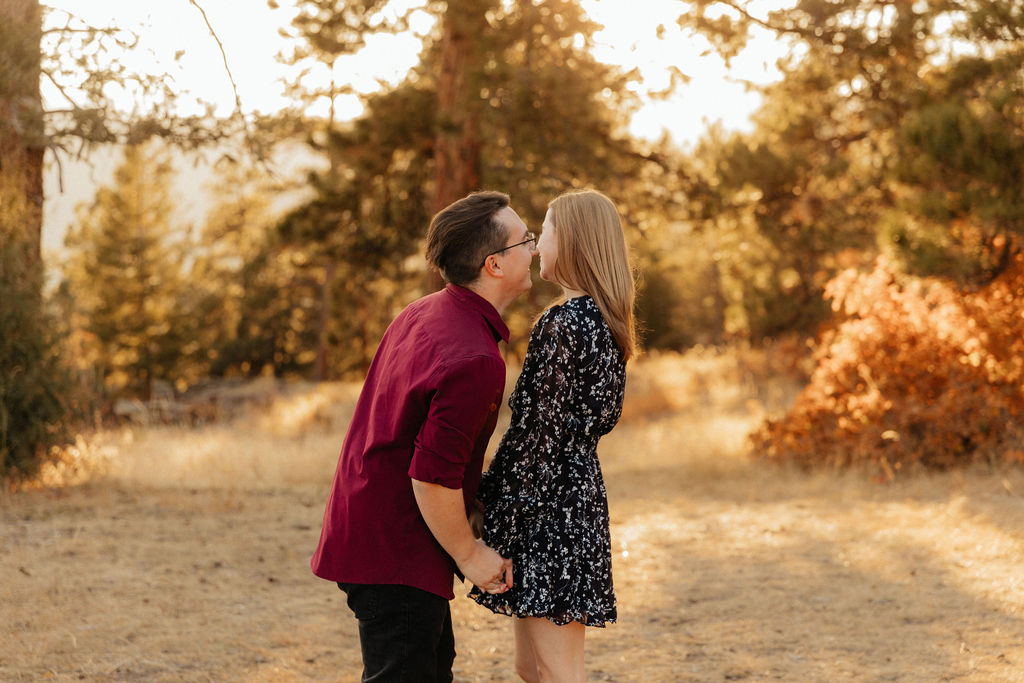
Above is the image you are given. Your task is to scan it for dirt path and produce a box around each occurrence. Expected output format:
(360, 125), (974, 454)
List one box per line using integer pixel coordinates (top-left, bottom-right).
(3, 362), (1024, 681)
(3, 455), (1023, 681)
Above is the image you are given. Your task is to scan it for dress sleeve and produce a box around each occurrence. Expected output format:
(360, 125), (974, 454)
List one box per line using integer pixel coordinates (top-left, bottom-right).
(409, 354), (505, 489)
(497, 308), (579, 509)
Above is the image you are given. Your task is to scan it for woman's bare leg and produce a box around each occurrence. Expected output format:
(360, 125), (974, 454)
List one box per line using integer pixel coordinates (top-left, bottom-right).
(518, 616), (586, 683)
(514, 617), (541, 682)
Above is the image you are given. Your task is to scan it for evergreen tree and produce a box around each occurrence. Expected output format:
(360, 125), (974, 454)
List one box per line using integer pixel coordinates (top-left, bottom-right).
(274, 0), (670, 370)
(188, 161), (312, 378)
(2, 0), (247, 475)
(62, 143), (190, 401)
(669, 0), (1024, 339)
(276, 79), (435, 377)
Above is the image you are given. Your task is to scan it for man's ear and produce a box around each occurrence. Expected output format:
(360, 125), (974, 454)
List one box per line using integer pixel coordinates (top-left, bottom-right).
(481, 254), (503, 278)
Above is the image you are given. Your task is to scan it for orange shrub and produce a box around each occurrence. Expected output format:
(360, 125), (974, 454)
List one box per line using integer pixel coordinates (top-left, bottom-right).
(752, 251), (1024, 472)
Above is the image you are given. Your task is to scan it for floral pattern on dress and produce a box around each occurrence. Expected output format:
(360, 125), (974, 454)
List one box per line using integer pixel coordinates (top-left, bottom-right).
(470, 295), (625, 627)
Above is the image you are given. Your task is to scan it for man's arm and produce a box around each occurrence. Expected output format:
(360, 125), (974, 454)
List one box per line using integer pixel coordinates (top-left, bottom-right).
(411, 479), (512, 593)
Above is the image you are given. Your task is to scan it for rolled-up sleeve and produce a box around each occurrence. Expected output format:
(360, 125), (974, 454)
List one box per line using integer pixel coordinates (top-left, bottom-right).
(409, 354), (505, 488)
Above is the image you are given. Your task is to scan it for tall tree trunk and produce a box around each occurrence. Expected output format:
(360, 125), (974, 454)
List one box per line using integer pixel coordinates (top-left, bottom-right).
(429, 1), (485, 291)
(315, 261), (334, 381)
(315, 62), (338, 380)
(708, 259), (727, 345)
(0, 0), (67, 476)
(0, 0), (45, 262)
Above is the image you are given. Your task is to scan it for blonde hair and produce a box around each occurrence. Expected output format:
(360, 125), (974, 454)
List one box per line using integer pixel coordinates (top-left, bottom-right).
(547, 189), (637, 361)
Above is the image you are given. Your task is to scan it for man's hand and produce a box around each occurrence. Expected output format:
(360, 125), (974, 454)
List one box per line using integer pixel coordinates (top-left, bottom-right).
(412, 479), (513, 594)
(455, 539), (513, 593)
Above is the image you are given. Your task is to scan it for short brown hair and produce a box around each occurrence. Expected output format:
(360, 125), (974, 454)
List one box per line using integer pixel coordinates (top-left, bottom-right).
(426, 191), (510, 286)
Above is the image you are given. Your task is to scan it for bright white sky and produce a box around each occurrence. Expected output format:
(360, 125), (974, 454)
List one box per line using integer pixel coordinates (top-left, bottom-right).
(43, 0), (790, 146)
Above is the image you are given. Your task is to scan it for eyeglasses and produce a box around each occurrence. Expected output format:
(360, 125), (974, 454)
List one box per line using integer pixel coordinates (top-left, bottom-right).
(479, 231), (536, 269)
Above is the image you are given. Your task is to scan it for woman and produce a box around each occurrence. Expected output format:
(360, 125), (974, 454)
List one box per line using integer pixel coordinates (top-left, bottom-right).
(471, 189), (637, 682)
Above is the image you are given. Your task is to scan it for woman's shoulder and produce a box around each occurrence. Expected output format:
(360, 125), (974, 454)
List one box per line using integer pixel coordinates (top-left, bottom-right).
(541, 295), (597, 321)
(531, 297), (605, 350)
(535, 296), (591, 333)
(565, 294), (599, 315)
(560, 295), (606, 331)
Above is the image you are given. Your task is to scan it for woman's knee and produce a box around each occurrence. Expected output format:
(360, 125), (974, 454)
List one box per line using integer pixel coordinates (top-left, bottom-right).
(523, 619), (585, 683)
(515, 660), (540, 683)
(514, 619), (541, 683)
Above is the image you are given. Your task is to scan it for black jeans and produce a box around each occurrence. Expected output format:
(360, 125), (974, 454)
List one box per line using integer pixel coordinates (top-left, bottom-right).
(339, 583), (455, 683)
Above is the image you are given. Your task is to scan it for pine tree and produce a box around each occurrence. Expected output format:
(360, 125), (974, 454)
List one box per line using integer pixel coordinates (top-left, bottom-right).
(274, 0), (668, 370)
(187, 161), (312, 378)
(62, 143), (190, 401)
(2, 0), (247, 475)
(669, 0), (1024, 339)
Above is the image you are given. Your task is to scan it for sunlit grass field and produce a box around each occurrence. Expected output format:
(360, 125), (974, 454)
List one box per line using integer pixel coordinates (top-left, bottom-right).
(3, 346), (1024, 681)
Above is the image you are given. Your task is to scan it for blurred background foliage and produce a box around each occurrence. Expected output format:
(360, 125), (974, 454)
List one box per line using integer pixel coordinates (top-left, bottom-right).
(2, 0), (1024, 477)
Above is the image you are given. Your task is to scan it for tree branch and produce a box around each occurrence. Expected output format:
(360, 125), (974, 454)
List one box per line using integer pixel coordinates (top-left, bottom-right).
(709, 0), (844, 46)
(42, 69), (80, 108)
(41, 27), (104, 36)
(713, 0), (782, 34)
(187, 0), (273, 174)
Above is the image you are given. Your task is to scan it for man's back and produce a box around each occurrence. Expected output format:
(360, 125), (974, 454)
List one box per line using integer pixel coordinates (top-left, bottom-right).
(310, 284), (509, 599)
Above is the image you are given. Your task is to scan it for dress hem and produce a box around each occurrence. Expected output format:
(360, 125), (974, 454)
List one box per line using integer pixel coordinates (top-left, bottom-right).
(470, 594), (617, 628)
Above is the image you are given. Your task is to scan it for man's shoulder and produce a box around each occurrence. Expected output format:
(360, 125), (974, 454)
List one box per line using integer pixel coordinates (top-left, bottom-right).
(378, 294), (503, 379)
(385, 290), (451, 334)
(398, 287), (469, 322)
(408, 290), (501, 344)
(398, 288), (448, 316)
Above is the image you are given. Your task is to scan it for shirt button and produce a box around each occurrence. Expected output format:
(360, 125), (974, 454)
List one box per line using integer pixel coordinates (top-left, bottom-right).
(489, 403), (497, 412)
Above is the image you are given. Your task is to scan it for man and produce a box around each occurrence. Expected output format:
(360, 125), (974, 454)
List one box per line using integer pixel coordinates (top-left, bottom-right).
(311, 191), (537, 681)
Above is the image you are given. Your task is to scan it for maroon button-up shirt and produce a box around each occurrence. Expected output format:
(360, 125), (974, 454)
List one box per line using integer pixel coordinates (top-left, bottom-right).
(310, 284), (510, 599)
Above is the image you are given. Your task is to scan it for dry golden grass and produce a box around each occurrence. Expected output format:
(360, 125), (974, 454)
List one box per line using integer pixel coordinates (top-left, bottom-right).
(3, 347), (1024, 681)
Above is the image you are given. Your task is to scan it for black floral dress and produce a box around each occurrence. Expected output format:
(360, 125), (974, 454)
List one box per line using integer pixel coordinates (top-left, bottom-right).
(470, 295), (625, 626)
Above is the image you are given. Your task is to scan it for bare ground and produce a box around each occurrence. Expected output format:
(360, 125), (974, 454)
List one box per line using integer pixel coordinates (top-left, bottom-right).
(3, 353), (1024, 682)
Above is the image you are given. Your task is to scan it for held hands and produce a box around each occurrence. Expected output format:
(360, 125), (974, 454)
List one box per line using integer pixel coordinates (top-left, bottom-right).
(408, 480), (510, 594)
(457, 539), (513, 595)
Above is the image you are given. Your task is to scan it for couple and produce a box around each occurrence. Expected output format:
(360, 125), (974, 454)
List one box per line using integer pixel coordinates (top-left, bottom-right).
(311, 188), (637, 682)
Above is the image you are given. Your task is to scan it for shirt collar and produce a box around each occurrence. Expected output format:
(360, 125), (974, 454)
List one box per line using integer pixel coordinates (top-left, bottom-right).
(444, 283), (510, 344)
